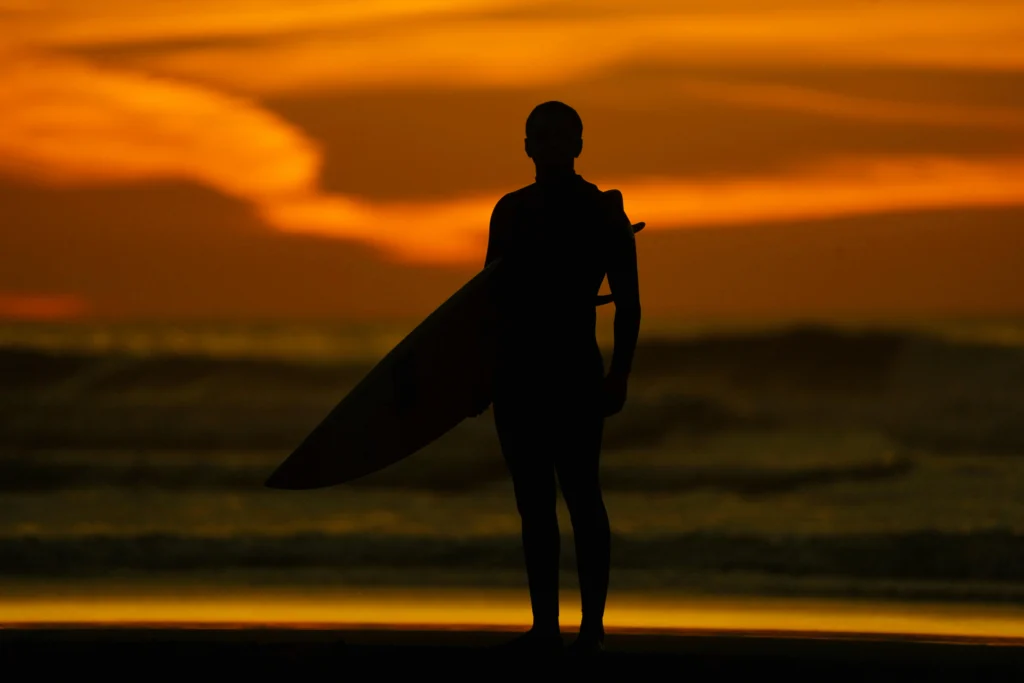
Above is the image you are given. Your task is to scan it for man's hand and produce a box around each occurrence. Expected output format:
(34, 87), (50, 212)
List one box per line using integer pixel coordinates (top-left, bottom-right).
(601, 370), (629, 417)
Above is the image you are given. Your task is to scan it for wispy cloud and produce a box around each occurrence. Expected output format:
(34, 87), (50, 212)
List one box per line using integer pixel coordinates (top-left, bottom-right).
(613, 155), (1024, 234)
(5, 53), (1024, 266)
(0, 57), (320, 197)
(65, 2), (1024, 95)
(267, 154), (1024, 263)
(2, 1), (1024, 267)
(669, 79), (1024, 130)
(8, 0), (509, 47)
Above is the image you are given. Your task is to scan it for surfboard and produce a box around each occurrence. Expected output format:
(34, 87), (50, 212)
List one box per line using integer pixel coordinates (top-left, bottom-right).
(264, 221), (645, 490)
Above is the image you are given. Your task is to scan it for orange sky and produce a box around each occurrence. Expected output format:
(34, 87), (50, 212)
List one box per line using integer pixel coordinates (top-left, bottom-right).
(1, 0), (1023, 320)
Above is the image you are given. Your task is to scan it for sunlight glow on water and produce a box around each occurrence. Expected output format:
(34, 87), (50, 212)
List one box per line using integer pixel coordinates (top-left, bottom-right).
(3, 590), (1024, 642)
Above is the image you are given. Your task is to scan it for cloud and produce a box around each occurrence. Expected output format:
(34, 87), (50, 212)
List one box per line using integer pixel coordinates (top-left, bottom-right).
(667, 79), (1024, 130)
(612, 155), (1024, 234)
(0, 53), (498, 257)
(9, 0), (509, 47)
(64, 2), (1024, 96)
(0, 293), (88, 320)
(2, 1), (1024, 269)
(0, 56), (321, 198)
(267, 154), (1024, 264)
(3, 53), (1024, 265)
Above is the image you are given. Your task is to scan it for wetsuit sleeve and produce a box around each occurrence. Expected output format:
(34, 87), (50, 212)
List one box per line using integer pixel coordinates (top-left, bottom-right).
(603, 189), (642, 376)
(485, 195), (511, 267)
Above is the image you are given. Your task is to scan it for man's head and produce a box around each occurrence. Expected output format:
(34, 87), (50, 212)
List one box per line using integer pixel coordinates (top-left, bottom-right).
(525, 101), (583, 167)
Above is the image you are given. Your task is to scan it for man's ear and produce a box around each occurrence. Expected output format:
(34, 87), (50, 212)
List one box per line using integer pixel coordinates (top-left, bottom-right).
(524, 137), (533, 159)
(573, 138), (583, 158)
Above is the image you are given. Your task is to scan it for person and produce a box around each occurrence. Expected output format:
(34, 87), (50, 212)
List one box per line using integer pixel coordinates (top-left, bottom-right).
(474, 101), (642, 655)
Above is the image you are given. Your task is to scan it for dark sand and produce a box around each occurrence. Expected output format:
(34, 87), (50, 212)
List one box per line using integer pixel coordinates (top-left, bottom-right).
(3, 627), (1023, 680)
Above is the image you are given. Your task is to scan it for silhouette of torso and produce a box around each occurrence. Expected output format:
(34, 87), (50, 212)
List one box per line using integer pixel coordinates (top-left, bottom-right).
(486, 172), (624, 403)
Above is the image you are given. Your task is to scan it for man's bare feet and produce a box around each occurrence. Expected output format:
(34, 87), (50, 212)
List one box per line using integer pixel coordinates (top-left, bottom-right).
(568, 627), (605, 655)
(494, 628), (564, 654)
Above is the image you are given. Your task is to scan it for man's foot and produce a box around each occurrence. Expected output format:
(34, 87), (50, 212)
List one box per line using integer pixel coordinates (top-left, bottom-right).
(567, 631), (605, 656)
(494, 628), (564, 654)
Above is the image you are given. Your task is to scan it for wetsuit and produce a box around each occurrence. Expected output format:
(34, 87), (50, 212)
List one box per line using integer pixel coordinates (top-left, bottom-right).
(484, 169), (640, 633)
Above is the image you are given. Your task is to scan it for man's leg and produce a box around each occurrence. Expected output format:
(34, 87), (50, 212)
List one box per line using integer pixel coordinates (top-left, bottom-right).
(555, 410), (609, 642)
(494, 400), (561, 635)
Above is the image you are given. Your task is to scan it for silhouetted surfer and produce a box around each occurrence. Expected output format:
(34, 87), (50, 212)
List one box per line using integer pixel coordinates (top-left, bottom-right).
(476, 101), (641, 654)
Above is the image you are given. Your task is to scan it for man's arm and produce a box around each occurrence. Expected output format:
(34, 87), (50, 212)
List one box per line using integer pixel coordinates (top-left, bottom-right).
(603, 190), (642, 378)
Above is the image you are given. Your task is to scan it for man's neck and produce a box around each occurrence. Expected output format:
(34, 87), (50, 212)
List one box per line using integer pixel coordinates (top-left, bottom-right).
(534, 164), (577, 185)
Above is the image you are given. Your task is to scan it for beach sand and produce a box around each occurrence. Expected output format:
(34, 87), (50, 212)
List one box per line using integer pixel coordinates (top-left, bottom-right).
(3, 626), (1023, 679)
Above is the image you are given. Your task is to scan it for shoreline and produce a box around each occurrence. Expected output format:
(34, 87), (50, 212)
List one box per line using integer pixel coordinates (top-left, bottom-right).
(4, 623), (1024, 648)
(4, 588), (1024, 642)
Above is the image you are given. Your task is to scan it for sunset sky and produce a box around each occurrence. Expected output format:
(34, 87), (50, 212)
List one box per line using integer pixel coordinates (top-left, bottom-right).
(2, 0), (1023, 320)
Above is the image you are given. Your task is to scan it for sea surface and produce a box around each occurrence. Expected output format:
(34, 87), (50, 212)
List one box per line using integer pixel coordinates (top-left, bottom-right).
(3, 316), (1024, 619)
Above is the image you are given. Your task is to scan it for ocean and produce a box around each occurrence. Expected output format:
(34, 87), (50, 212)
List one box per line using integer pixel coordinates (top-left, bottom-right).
(3, 316), (1024, 614)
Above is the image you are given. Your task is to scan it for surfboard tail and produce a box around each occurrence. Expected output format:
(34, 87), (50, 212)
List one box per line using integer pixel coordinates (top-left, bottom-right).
(264, 450), (336, 490)
(264, 469), (322, 490)
(265, 470), (346, 490)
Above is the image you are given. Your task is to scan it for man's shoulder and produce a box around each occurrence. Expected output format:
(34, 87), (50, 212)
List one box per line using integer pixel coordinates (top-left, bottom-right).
(492, 184), (538, 215)
(493, 178), (623, 214)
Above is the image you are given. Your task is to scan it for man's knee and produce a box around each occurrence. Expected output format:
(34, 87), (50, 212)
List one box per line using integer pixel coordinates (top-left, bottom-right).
(563, 486), (607, 523)
(512, 480), (557, 524)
